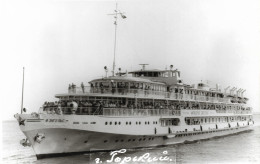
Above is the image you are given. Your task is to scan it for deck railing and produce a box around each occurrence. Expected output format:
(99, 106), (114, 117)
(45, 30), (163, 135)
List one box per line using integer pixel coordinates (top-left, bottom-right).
(39, 106), (251, 116)
(39, 107), (181, 116)
(67, 86), (231, 103)
(216, 110), (252, 114)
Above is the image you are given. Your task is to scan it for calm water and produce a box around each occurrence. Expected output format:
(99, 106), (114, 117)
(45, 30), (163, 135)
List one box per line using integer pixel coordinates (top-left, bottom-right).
(2, 115), (260, 164)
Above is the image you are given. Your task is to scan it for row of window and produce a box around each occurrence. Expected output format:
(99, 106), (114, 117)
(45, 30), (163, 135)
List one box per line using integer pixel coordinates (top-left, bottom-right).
(175, 128), (234, 137)
(83, 138), (156, 144)
(185, 116), (249, 125)
(81, 126), (245, 144)
(103, 137), (156, 143)
(105, 121), (158, 125)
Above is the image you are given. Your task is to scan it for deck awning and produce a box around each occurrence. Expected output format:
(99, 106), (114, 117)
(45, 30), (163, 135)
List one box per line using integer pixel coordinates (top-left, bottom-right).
(89, 76), (165, 85)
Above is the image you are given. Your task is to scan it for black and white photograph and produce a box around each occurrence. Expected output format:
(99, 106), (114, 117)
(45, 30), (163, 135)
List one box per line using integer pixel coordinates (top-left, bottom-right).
(1, 0), (260, 163)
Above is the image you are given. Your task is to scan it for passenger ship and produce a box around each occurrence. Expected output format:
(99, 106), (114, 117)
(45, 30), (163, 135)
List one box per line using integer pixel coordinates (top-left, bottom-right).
(15, 64), (254, 159)
(14, 5), (254, 159)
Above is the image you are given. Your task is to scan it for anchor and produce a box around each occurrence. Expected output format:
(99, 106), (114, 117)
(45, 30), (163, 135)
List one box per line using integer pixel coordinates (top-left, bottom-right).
(34, 133), (46, 143)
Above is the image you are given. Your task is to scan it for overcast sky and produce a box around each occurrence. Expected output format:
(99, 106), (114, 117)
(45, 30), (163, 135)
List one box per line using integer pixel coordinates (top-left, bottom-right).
(1, 0), (260, 120)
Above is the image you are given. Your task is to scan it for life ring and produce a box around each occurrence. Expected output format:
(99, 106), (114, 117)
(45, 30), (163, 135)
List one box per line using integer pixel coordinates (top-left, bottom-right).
(68, 101), (78, 114)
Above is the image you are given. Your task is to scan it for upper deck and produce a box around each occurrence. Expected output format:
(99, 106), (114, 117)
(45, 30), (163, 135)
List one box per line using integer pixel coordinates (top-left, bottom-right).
(56, 65), (249, 106)
(57, 85), (232, 104)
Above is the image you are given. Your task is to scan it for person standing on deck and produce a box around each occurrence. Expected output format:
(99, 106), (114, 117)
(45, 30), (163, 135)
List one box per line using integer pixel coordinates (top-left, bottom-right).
(81, 82), (85, 93)
(71, 83), (76, 93)
(68, 84), (72, 93)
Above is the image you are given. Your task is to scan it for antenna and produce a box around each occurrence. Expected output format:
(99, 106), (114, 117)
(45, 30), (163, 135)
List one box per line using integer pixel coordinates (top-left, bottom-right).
(139, 64), (149, 70)
(108, 3), (127, 76)
(21, 67), (25, 114)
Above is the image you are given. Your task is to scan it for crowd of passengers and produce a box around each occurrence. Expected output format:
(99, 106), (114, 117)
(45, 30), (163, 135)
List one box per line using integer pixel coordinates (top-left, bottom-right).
(71, 82), (228, 100)
(89, 82), (154, 94)
(68, 83), (249, 106)
(42, 100), (251, 113)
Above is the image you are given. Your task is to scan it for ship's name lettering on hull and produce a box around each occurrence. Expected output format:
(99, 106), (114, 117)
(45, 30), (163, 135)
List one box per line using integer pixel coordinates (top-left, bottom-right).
(45, 119), (65, 122)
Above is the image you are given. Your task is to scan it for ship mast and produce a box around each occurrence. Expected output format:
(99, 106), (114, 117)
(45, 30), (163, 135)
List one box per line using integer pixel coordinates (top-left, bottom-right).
(21, 67), (25, 114)
(108, 3), (126, 76)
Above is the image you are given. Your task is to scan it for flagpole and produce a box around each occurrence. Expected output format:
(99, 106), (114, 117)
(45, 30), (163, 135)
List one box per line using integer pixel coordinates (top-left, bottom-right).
(108, 3), (126, 76)
(112, 3), (118, 77)
(21, 67), (25, 114)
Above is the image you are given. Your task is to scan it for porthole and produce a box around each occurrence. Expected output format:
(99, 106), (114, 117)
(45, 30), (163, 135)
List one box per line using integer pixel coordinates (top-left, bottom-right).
(143, 138), (146, 141)
(129, 122), (131, 125)
(136, 121), (138, 125)
(128, 139), (131, 142)
(110, 122), (112, 125)
(126, 122), (128, 125)
(139, 121), (141, 125)
(119, 122), (121, 125)
(104, 140), (108, 143)
(121, 139), (124, 142)
(105, 122), (108, 125)
(133, 139), (136, 141)
(139, 138), (142, 141)
(148, 122), (150, 125)
(115, 140), (118, 142)
(115, 122), (117, 125)
(84, 140), (88, 143)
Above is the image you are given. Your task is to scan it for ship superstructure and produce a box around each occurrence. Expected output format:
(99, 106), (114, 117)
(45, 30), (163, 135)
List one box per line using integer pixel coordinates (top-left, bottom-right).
(15, 64), (254, 159)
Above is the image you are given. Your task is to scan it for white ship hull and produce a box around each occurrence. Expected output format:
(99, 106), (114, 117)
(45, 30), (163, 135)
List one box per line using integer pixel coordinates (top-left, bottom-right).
(16, 114), (254, 159)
